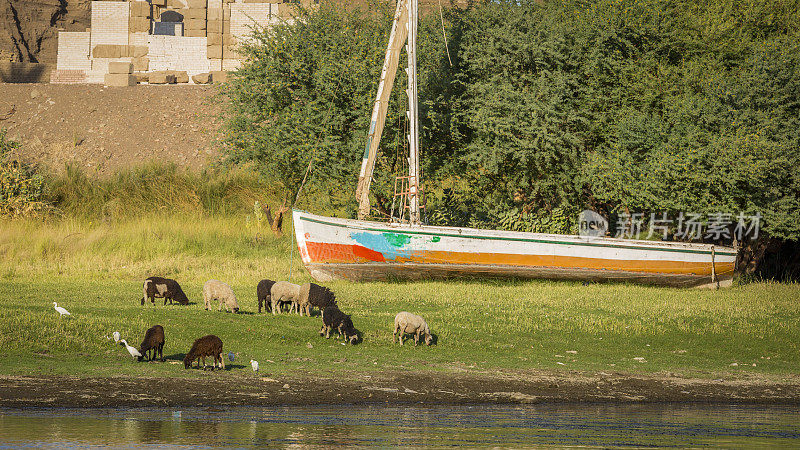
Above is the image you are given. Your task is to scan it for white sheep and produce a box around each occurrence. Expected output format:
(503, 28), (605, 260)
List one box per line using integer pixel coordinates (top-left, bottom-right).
(270, 281), (301, 315)
(393, 312), (433, 346)
(202, 280), (239, 313)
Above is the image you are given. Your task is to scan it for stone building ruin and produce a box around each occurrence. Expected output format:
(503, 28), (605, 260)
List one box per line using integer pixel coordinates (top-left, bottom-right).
(50, 0), (308, 85)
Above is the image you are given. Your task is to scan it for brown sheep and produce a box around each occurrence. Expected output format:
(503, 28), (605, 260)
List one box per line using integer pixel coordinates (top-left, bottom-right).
(257, 279), (277, 313)
(138, 325), (165, 362)
(319, 306), (359, 345)
(141, 277), (189, 306)
(297, 283), (337, 317)
(183, 335), (225, 370)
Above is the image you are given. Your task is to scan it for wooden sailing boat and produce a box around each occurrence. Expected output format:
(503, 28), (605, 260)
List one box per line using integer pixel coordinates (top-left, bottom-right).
(292, 0), (738, 287)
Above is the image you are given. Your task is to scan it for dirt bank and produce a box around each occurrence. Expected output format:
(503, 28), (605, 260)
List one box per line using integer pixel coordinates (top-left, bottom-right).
(2, 369), (799, 408)
(0, 84), (221, 174)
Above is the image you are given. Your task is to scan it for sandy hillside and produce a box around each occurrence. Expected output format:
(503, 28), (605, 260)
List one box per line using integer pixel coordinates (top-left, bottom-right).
(0, 83), (223, 174)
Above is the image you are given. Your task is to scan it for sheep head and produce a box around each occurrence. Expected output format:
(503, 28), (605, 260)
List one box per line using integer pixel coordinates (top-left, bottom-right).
(174, 289), (190, 305)
(424, 326), (434, 345)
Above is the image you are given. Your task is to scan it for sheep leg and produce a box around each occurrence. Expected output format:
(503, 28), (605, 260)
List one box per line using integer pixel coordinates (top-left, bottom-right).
(393, 324), (398, 344)
(259, 297), (263, 313)
(220, 353), (226, 370)
(159, 343), (164, 362)
(271, 298), (279, 315)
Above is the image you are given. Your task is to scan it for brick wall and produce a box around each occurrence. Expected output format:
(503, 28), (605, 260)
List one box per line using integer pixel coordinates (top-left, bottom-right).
(56, 32), (91, 71)
(148, 35), (210, 77)
(90, 1), (130, 50)
(50, 69), (88, 84)
(230, 3), (274, 44)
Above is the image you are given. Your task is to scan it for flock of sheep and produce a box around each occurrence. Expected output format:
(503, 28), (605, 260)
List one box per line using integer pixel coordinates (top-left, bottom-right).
(118, 276), (434, 370)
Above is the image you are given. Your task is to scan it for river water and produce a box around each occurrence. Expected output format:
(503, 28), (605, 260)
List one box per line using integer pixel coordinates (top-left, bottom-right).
(1, 404), (799, 448)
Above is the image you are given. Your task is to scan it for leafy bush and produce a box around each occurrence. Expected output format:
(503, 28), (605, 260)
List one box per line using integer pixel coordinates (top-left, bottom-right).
(0, 130), (46, 218)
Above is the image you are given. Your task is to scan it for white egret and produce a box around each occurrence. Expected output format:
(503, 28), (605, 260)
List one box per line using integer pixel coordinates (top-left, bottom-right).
(112, 331), (120, 343)
(53, 302), (71, 318)
(119, 339), (142, 359)
(250, 360), (259, 372)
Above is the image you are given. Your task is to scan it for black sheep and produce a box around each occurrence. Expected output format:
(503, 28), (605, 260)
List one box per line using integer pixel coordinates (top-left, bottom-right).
(319, 306), (359, 345)
(184, 335), (225, 370)
(299, 283), (337, 316)
(257, 279), (277, 313)
(138, 324), (165, 362)
(141, 276), (189, 306)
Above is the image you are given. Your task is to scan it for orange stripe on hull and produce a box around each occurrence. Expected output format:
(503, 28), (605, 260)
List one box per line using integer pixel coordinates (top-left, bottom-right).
(305, 241), (386, 263)
(303, 241), (734, 276)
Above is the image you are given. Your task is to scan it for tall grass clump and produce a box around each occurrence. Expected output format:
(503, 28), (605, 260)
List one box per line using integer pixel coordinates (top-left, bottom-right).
(46, 162), (277, 219)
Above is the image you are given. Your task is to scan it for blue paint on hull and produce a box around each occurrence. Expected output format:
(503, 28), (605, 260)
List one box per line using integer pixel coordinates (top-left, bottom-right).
(349, 231), (421, 261)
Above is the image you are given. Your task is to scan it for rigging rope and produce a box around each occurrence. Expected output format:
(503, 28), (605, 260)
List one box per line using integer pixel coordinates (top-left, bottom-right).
(438, 0), (453, 67)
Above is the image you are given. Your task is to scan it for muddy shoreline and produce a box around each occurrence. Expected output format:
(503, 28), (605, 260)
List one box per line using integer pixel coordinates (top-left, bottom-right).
(2, 370), (800, 408)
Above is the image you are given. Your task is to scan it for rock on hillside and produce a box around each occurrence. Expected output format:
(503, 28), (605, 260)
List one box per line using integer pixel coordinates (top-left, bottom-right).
(1, 0), (90, 63)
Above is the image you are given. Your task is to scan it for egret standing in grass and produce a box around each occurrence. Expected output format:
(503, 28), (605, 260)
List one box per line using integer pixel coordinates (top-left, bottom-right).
(250, 360), (258, 372)
(119, 339), (142, 360)
(53, 302), (71, 318)
(112, 331), (120, 343)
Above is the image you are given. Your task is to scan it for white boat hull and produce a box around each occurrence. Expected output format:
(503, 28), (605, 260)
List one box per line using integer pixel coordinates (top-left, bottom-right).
(293, 210), (738, 287)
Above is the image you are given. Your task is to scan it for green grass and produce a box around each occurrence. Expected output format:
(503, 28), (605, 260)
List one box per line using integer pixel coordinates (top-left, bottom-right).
(1, 215), (799, 380)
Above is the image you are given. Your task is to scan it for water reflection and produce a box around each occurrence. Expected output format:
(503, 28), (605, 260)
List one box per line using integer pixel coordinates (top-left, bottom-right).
(1, 404), (799, 448)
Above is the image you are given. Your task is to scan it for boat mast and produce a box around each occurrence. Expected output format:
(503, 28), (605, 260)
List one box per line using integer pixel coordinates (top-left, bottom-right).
(356, 0), (422, 225)
(406, 0), (421, 225)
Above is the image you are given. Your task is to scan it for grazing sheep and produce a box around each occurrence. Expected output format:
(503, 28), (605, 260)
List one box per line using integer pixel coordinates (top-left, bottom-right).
(141, 277), (189, 306)
(319, 306), (359, 345)
(257, 279), (277, 313)
(270, 281), (301, 315)
(183, 335), (225, 370)
(138, 325), (165, 362)
(203, 280), (239, 313)
(297, 283), (337, 317)
(393, 312), (433, 346)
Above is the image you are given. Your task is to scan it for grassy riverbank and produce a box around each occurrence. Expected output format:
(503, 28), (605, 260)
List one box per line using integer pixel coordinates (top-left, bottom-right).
(2, 216), (799, 383)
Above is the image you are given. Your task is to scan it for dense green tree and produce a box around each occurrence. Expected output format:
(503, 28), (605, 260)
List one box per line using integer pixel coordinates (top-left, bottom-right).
(223, 0), (800, 246)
